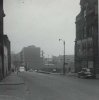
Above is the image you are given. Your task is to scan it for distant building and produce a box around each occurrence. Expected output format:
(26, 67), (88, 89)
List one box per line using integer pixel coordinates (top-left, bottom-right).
(11, 52), (21, 72)
(75, 0), (98, 74)
(20, 45), (43, 70)
(53, 55), (74, 73)
(42, 55), (74, 73)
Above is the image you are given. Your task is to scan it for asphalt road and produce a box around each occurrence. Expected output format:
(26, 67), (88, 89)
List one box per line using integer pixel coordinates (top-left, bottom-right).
(20, 71), (99, 100)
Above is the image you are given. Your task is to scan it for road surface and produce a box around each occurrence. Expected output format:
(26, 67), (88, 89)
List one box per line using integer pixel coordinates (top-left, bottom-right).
(20, 71), (99, 100)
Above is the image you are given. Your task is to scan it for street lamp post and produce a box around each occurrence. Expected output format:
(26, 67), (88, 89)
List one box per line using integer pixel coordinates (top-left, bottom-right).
(47, 55), (49, 68)
(59, 39), (66, 75)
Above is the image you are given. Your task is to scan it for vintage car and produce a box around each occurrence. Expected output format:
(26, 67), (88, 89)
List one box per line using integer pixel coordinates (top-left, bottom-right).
(78, 68), (96, 79)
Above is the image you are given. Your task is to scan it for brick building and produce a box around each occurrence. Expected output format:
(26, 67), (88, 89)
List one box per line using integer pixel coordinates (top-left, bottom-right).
(75, 0), (98, 74)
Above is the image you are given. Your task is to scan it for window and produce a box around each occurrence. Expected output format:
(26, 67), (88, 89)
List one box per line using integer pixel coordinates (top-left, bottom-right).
(88, 26), (92, 37)
(95, 5), (98, 15)
(84, 26), (87, 38)
(84, 10), (86, 17)
(83, 3), (88, 20)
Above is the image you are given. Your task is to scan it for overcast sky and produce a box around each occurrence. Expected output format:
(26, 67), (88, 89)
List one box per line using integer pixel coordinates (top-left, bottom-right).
(4, 0), (80, 57)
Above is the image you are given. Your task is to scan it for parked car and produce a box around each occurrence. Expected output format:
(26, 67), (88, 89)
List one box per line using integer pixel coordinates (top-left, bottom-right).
(78, 68), (96, 79)
(34, 70), (38, 72)
(28, 69), (33, 72)
(19, 66), (25, 72)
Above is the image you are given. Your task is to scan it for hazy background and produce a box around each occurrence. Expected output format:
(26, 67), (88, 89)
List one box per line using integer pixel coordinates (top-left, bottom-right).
(4, 0), (80, 57)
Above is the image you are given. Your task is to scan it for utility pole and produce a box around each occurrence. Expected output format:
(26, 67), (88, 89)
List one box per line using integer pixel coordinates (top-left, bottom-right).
(63, 41), (66, 75)
(42, 50), (45, 67)
(47, 55), (49, 67)
(59, 39), (66, 75)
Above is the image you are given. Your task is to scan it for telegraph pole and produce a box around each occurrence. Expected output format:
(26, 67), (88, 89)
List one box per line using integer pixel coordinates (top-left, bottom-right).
(59, 39), (66, 75)
(63, 41), (66, 75)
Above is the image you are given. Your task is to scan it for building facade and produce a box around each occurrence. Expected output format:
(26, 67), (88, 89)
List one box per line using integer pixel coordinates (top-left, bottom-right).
(0, 1), (11, 79)
(0, 0), (4, 79)
(42, 55), (74, 73)
(52, 55), (74, 73)
(3, 35), (11, 77)
(75, 0), (98, 74)
(20, 45), (43, 70)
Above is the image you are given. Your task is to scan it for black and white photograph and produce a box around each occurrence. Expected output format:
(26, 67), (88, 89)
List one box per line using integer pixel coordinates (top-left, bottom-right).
(0, 0), (98, 100)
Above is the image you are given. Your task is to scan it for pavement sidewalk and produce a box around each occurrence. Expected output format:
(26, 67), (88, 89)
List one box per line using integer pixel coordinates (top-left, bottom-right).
(0, 72), (26, 100)
(0, 72), (24, 85)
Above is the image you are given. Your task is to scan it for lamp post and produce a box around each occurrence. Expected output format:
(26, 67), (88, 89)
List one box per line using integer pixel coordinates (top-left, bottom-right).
(41, 50), (45, 66)
(47, 55), (49, 68)
(59, 39), (66, 75)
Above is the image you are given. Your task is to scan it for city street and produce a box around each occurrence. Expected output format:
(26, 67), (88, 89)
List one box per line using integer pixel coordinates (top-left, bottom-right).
(0, 0), (98, 100)
(20, 71), (99, 100)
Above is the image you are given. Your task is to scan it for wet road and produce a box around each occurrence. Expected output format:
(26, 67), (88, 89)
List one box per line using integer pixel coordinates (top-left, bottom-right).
(20, 72), (99, 100)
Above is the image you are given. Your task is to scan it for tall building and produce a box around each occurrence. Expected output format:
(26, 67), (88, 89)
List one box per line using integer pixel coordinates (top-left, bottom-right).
(75, 0), (98, 74)
(0, 0), (4, 79)
(0, 1), (10, 79)
(20, 45), (43, 70)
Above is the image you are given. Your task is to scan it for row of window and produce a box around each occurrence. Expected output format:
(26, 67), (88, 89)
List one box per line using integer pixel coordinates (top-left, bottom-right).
(76, 25), (94, 40)
(76, 1), (97, 40)
(76, 40), (93, 57)
(76, 48), (93, 57)
(77, 39), (93, 49)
